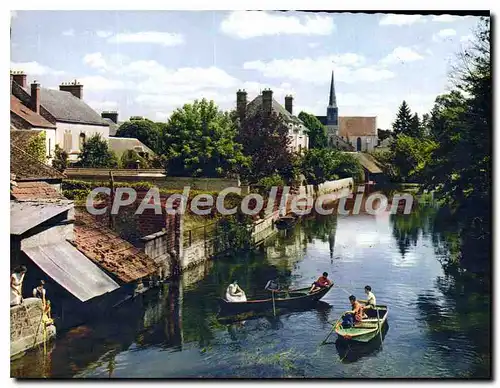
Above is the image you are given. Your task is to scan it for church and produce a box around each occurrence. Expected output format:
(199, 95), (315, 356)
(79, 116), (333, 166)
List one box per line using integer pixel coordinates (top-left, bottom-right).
(316, 71), (378, 152)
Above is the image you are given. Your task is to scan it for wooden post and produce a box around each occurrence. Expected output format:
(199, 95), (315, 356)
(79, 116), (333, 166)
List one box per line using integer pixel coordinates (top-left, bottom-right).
(109, 171), (115, 229)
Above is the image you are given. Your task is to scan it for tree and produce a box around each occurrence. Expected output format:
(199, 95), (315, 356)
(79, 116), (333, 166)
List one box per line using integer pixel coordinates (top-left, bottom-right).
(27, 131), (46, 164)
(377, 128), (392, 142)
(52, 145), (68, 172)
(297, 111), (328, 149)
(237, 108), (294, 182)
(409, 112), (423, 138)
(302, 148), (363, 186)
(392, 134), (437, 182)
(392, 100), (413, 137)
(160, 99), (250, 178)
(79, 133), (117, 168)
(115, 119), (161, 154)
(120, 149), (150, 169)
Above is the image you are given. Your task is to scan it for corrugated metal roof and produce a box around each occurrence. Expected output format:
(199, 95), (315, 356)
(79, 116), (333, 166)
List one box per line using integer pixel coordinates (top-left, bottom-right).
(10, 200), (73, 235)
(23, 242), (120, 302)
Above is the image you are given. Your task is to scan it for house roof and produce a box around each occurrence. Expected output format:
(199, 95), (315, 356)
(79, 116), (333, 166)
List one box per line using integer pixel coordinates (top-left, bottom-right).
(10, 139), (66, 181)
(23, 242), (120, 302)
(11, 181), (65, 201)
(72, 208), (158, 283)
(108, 137), (157, 157)
(246, 96), (304, 126)
(346, 152), (383, 174)
(10, 200), (73, 235)
(103, 118), (119, 136)
(10, 95), (56, 129)
(339, 117), (377, 137)
(24, 87), (109, 126)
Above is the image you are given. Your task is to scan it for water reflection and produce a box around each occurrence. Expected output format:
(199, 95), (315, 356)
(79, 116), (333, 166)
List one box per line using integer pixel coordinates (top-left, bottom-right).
(335, 323), (390, 364)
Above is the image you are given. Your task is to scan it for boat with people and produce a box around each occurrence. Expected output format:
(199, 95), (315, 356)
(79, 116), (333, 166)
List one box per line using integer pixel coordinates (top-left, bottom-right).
(334, 305), (389, 343)
(219, 284), (333, 315)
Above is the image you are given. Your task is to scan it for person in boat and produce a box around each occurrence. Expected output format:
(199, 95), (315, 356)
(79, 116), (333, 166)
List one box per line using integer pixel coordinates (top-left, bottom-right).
(225, 280), (247, 302)
(33, 280), (47, 302)
(309, 272), (332, 293)
(342, 295), (364, 328)
(361, 285), (377, 309)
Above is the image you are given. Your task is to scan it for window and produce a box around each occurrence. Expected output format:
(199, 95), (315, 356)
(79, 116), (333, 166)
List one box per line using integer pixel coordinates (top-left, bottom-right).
(79, 133), (86, 150)
(356, 137), (362, 151)
(63, 131), (72, 152)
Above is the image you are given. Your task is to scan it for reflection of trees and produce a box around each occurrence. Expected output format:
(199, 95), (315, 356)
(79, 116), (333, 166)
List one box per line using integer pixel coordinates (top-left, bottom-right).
(302, 213), (338, 247)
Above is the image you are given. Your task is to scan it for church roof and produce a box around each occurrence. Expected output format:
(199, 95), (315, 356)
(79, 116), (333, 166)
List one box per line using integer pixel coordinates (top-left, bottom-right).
(328, 71), (337, 107)
(339, 116), (377, 137)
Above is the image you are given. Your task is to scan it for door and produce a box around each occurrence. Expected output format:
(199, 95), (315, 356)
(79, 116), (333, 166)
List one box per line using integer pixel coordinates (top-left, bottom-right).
(356, 137), (362, 151)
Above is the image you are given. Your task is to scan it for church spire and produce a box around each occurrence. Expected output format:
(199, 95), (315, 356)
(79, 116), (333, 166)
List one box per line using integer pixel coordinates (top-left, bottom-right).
(328, 70), (337, 107)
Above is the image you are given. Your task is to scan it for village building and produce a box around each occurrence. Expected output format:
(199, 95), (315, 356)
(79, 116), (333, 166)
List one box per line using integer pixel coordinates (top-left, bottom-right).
(236, 89), (309, 153)
(316, 71), (378, 152)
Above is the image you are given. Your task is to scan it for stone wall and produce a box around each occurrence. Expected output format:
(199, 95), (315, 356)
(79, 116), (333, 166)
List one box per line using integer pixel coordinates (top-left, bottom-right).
(11, 298), (56, 358)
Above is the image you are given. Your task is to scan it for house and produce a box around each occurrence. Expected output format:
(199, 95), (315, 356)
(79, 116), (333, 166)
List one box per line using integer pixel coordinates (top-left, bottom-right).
(236, 89), (309, 153)
(101, 111), (122, 137)
(316, 71), (378, 152)
(108, 137), (157, 160)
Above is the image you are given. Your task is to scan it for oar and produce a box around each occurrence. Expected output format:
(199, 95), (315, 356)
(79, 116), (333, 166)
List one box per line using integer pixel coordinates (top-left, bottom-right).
(321, 312), (348, 345)
(376, 304), (383, 348)
(272, 290), (276, 317)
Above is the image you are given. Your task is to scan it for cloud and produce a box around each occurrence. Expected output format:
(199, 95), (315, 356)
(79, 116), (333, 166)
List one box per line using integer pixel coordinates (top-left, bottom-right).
(380, 47), (424, 65)
(10, 61), (65, 76)
(431, 15), (457, 22)
(220, 11), (334, 39)
(243, 54), (393, 84)
(62, 29), (75, 37)
(96, 30), (113, 38)
(87, 100), (119, 111)
(106, 31), (184, 46)
(460, 34), (473, 43)
(78, 76), (130, 91)
(155, 112), (170, 122)
(308, 42), (320, 48)
(379, 14), (426, 26)
(432, 28), (457, 42)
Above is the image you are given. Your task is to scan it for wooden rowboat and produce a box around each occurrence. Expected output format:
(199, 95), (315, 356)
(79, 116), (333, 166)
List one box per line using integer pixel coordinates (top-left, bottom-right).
(334, 305), (389, 343)
(219, 284), (333, 315)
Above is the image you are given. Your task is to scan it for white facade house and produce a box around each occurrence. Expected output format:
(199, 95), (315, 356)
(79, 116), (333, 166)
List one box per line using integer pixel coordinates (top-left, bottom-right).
(338, 117), (378, 152)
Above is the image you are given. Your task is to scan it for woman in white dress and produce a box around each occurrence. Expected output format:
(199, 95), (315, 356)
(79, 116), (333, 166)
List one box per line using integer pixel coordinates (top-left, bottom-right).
(225, 280), (247, 302)
(10, 266), (27, 307)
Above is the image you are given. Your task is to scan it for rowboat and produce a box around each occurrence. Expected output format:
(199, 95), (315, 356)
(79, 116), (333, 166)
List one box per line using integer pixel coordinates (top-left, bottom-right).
(334, 305), (388, 343)
(219, 284), (333, 315)
(275, 216), (297, 230)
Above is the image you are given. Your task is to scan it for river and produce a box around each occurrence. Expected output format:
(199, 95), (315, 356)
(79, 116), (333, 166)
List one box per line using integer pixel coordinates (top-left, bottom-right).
(11, 192), (491, 378)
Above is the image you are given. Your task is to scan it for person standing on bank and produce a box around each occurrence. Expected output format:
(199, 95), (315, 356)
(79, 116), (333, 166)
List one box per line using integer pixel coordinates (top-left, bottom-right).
(10, 266), (27, 307)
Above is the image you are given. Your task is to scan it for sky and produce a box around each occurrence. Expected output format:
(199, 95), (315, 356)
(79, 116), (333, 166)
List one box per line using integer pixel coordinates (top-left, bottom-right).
(10, 11), (481, 129)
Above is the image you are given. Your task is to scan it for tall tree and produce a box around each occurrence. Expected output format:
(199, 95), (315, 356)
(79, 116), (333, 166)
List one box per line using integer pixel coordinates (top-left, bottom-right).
(410, 112), (422, 138)
(237, 109), (294, 182)
(115, 119), (161, 154)
(392, 100), (413, 137)
(297, 111), (328, 149)
(79, 133), (118, 168)
(161, 99), (249, 178)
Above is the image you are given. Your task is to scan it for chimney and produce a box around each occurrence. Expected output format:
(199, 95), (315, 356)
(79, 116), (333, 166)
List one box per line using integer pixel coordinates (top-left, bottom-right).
(285, 95), (293, 115)
(236, 89), (247, 120)
(60, 79), (83, 99)
(11, 71), (27, 89)
(101, 111), (118, 124)
(262, 88), (273, 119)
(30, 81), (40, 114)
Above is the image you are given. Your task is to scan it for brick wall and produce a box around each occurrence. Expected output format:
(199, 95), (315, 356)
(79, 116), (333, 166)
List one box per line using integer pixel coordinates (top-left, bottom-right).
(11, 298), (56, 358)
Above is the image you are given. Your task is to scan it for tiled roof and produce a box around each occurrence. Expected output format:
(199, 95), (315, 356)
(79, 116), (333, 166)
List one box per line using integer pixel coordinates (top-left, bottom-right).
(73, 208), (158, 283)
(11, 129), (43, 150)
(10, 95), (56, 129)
(246, 95), (303, 126)
(24, 87), (109, 126)
(11, 181), (65, 201)
(10, 140), (66, 181)
(108, 137), (157, 158)
(339, 116), (377, 137)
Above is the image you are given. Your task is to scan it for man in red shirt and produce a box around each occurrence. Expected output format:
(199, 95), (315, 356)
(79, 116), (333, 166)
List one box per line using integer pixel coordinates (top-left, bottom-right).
(309, 272), (332, 293)
(342, 295), (364, 328)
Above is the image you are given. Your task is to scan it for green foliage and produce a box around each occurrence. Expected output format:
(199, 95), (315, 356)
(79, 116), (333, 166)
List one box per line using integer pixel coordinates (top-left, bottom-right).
(377, 128), (392, 142)
(392, 135), (438, 183)
(120, 149), (150, 169)
(237, 109), (294, 183)
(301, 148), (363, 185)
(297, 111), (328, 149)
(160, 99), (250, 178)
(116, 119), (161, 154)
(392, 100), (413, 137)
(78, 133), (117, 168)
(256, 174), (285, 192)
(52, 144), (69, 172)
(213, 214), (253, 254)
(27, 131), (46, 163)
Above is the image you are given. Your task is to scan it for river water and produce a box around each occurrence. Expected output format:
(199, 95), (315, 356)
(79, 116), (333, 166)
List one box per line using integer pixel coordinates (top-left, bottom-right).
(11, 194), (491, 378)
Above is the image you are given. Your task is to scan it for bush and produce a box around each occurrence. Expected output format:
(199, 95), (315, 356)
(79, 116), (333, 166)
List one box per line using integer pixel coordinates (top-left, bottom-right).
(256, 174), (285, 192)
(52, 145), (69, 172)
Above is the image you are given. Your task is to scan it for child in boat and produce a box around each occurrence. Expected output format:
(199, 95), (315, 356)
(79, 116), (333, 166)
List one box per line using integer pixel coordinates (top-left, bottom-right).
(309, 272), (332, 293)
(362, 285), (377, 309)
(342, 295), (364, 328)
(225, 280), (247, 302)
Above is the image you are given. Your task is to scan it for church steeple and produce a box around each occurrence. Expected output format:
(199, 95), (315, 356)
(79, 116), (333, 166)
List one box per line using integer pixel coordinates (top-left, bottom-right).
(326, 69), (338, 128)
(328, 70), (337, 107)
